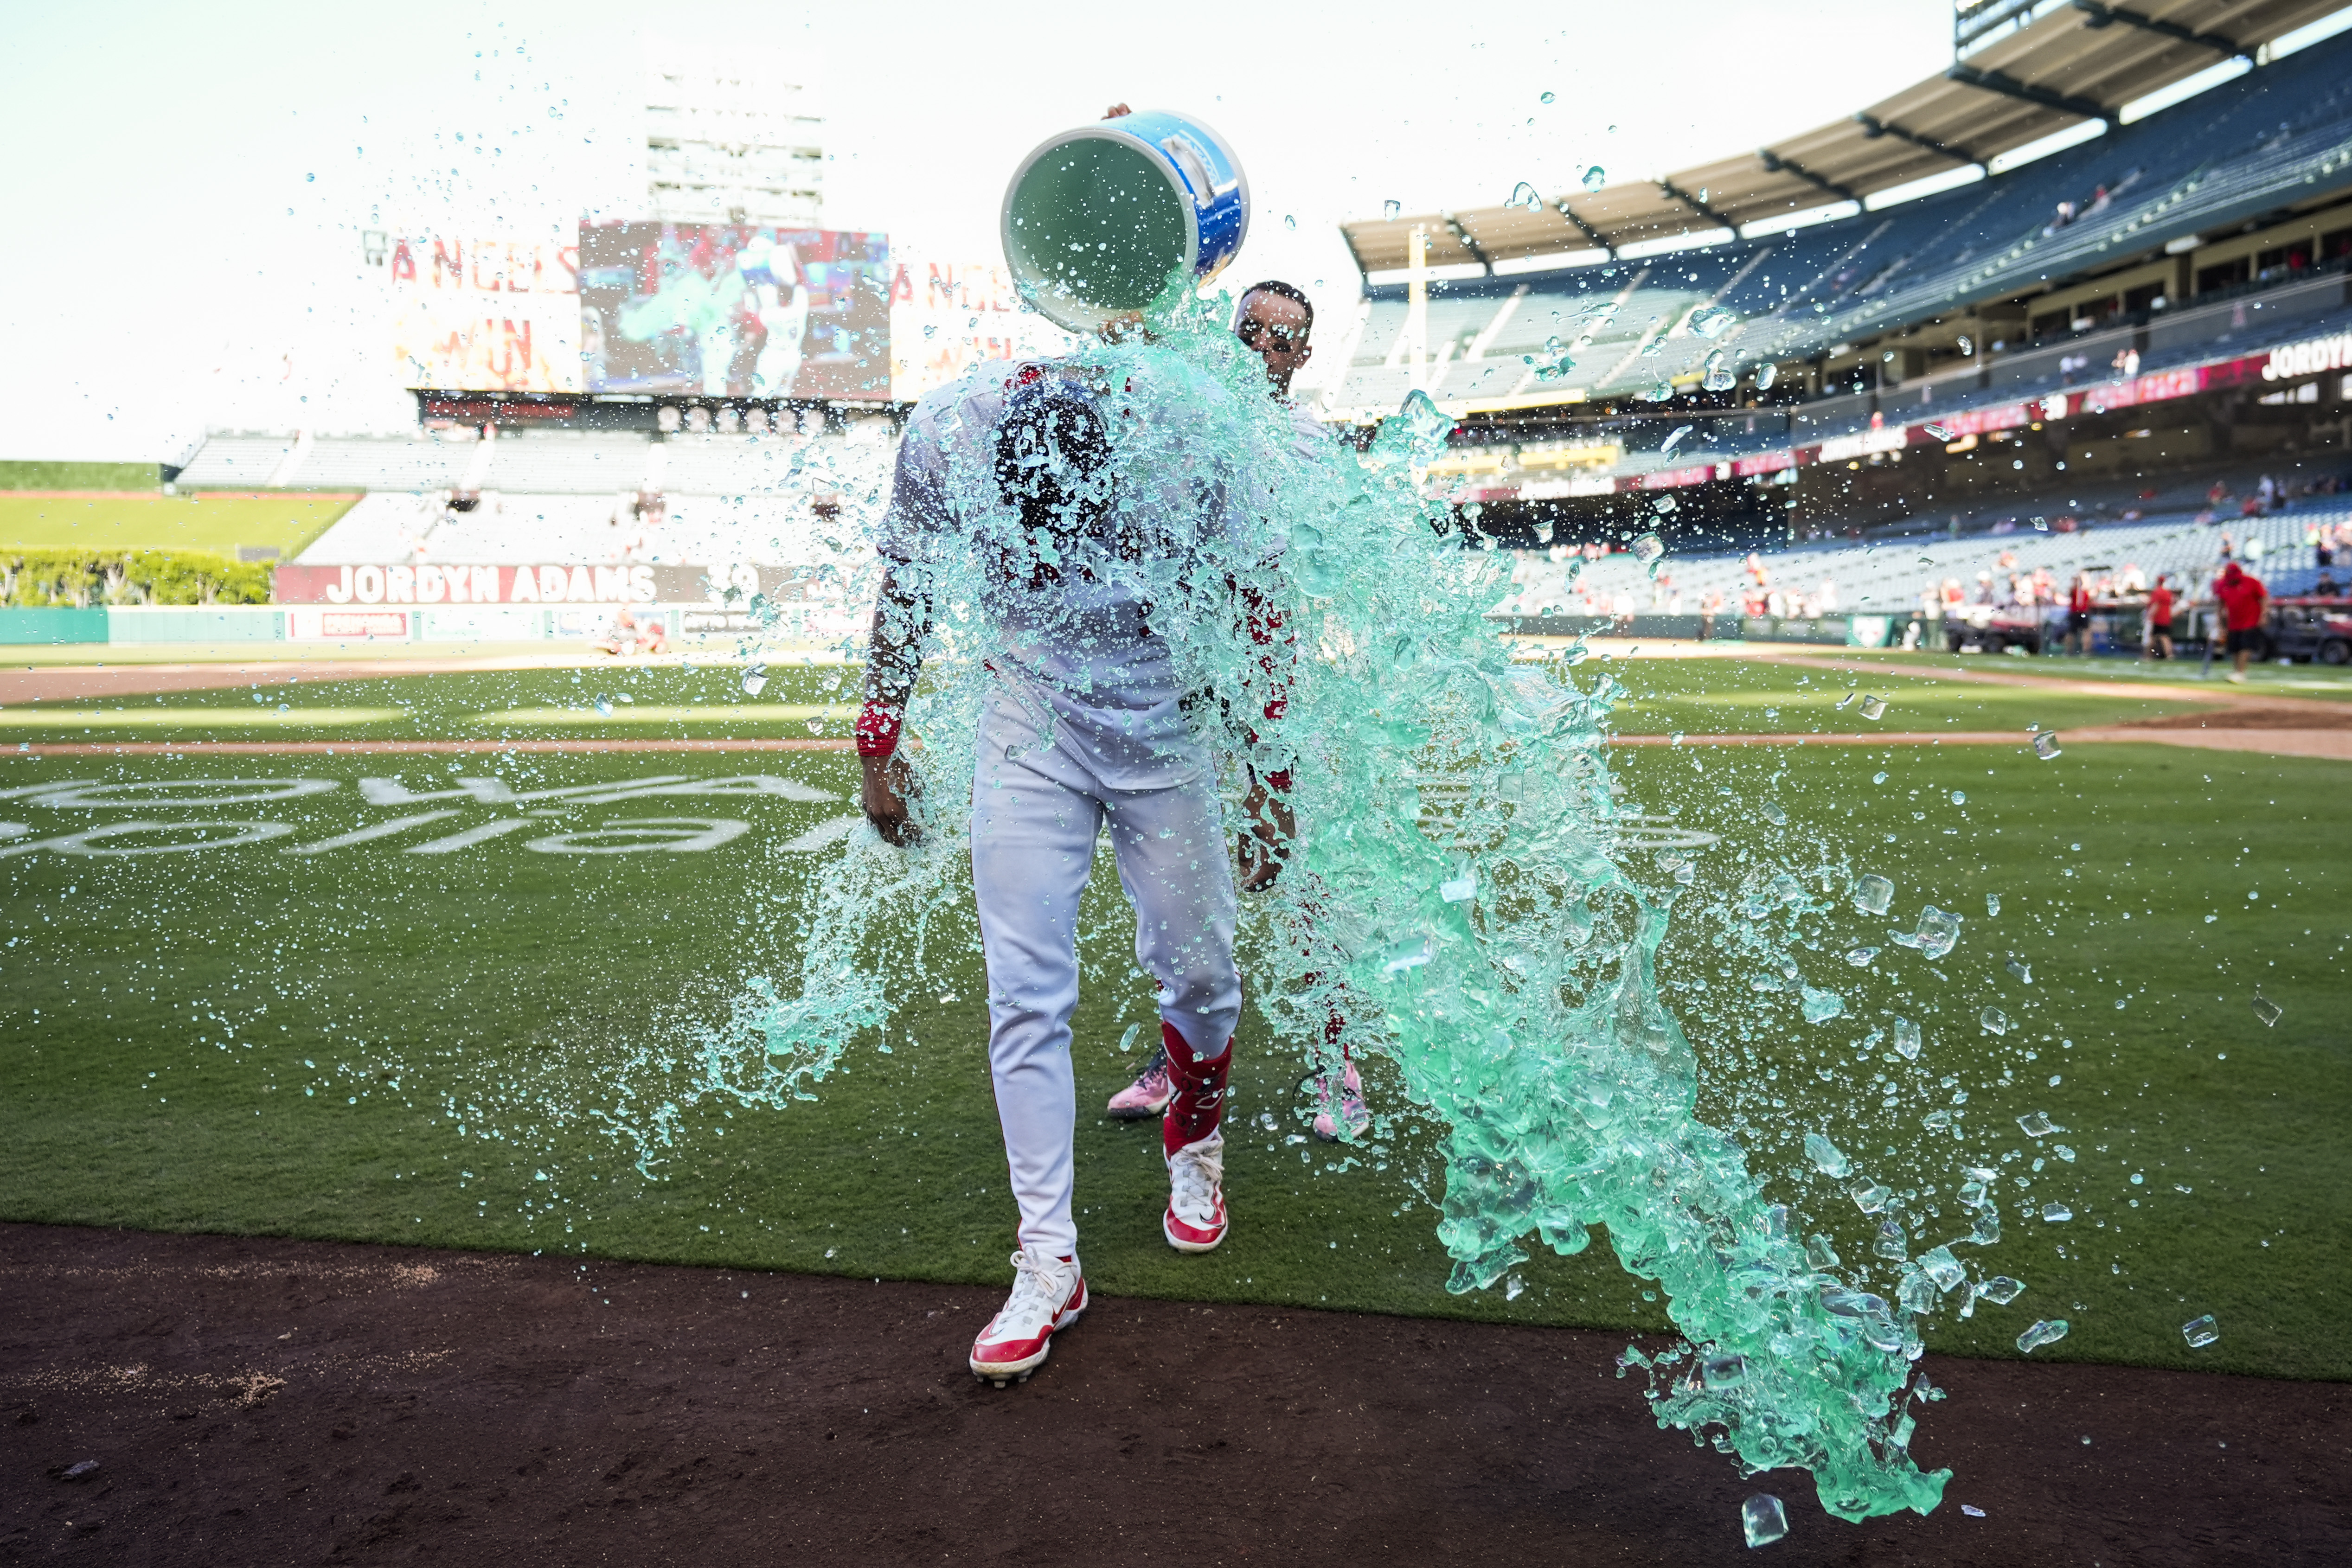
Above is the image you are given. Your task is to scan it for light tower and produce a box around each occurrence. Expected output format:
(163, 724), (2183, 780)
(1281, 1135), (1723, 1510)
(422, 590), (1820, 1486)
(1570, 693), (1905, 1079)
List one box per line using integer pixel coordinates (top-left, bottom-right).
(644, 48), (824, 227)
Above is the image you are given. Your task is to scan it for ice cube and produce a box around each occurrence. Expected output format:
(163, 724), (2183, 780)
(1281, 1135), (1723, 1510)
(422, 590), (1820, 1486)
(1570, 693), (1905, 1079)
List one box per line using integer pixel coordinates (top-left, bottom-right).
(1859, 694), (1887, 720)
(1761, 800), (1788, 826)
(1804, 1234), (1839, 1269)
(1914, 906), (1961, 960)
(1872, 1219), (1906, 1259)
(2018, 1111), (2062, 1137)
(1970, 1207), (2001, 1245)
(1961, 1504), (1986, 1517)
(1977, 1275), (2025, 1305)
(1986, 893), (2002, 917)
(1804, 1132), (1850, 1178)
(1117, 1023), (1141, 1053)
(742, 664), (769, 697)
(2016, 1318), (2069, 1353)
(2033, 731), (2063, 760)
(1980, 1007), (2011, 1036)
(1631, 531), (1666, 565)
(1847, 1179), (1890, 1214)
(2182, 1314), (2219, 1349)
(1845, 946), (1880, 967)
(1893, 1017), (1923, 1059)
(1853, 874), (1894, 915)
(1919, 1245), (1966, 1292)
(2251, 993), (2282, 1027)
(1703, 1351), (1747, 1389)
(1741, 1493), (1788, 1548)
(1801, 986), (1845, 1023)
(2040, 1202), (2072, 1222)
(2006, 960), (2032, 984)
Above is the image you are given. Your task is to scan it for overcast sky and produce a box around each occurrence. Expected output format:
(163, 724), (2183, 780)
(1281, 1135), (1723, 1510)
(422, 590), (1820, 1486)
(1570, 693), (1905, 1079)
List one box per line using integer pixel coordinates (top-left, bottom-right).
(0, 0), (1955, 461)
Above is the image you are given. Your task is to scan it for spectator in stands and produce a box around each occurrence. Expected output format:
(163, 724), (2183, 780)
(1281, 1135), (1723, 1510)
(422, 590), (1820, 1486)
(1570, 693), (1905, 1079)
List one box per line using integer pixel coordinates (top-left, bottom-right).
(2066, 572), (2093, 657)
(2218, 530), (2236, 561)
(2144, 574), (2176, 661)
(2214, 562), (2268, 683)
(2314, 570), (2342, 598)
(2257, 474), (2279, 513)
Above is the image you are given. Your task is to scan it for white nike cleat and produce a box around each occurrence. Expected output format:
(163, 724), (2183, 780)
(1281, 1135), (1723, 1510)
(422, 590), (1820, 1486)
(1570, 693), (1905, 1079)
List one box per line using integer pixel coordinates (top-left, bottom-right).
(969, 1247), (1086, 1386)
(1163, 1131), (1229, 1253)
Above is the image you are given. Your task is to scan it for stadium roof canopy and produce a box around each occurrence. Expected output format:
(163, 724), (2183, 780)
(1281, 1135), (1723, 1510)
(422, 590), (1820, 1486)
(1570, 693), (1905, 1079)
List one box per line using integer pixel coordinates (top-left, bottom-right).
(1342, 0), (2351, 273)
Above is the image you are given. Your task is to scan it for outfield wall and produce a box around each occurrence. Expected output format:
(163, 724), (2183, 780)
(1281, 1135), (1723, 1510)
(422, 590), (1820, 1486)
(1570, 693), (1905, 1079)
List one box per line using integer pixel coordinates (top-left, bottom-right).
(0, 602), (859, 648)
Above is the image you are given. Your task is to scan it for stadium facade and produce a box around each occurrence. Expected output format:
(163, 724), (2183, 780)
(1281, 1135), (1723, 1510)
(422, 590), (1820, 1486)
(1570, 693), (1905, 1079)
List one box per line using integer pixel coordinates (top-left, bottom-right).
(1326, 0), (2352, 556)
(115, 0), (2352, 657)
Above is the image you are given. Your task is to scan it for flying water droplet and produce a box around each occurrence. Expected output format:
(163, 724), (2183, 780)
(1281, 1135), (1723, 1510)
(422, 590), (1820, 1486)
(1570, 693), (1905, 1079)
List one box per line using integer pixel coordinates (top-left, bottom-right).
(1660, 423), (1694, 458)
(1117, 1023), (1141, 1053)
(1689, 306), (1737, 339)
(1949, 790), (1966, 805)
(1754, 361), (1777, 390)
(1701, 354), (1737, 393)
(2016, 1319), (2069, 1354)
(1985, 893), (2001, 917)
(1582, 165), (1608, 192)
(1284, 213), (1297, 230)
(1507, 181), (1542, 210)
(594, 698), (614, 717)
(1539, 90), (1556, 104)
(1923, 423), (1954, 441)
(1382, 198), (1401, 220)
(2181, 1315), (2219, 1348)
(1844, 946), (1879, 967)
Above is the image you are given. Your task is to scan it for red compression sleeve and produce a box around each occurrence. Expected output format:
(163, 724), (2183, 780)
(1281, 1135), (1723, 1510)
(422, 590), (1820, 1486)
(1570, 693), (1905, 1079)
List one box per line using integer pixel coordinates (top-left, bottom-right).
(853, 701), (903, 758)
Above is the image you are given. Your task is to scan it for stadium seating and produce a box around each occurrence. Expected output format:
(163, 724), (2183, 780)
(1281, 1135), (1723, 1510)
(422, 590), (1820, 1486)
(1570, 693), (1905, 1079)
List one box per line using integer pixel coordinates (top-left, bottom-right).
(1327, 31), (2352, 421)
(1493, 501), (2351, 624)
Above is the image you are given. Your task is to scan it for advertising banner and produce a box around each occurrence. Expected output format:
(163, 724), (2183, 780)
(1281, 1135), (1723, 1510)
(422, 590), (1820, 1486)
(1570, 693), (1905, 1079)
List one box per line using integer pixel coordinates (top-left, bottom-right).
(888, 257), (1073, 402)
(273, 561), (854, 607)
(577, 224), (891, 400)
(388, 233), (583, 393)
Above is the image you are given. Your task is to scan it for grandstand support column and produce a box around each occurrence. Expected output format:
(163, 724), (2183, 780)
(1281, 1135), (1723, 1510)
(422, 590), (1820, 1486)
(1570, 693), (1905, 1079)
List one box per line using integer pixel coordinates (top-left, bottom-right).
(1407, 225), (1429, 396)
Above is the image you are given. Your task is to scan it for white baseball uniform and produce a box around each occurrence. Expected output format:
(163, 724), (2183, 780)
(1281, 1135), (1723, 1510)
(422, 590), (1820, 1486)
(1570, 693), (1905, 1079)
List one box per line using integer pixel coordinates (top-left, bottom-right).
(877, 358), (1254, 1259)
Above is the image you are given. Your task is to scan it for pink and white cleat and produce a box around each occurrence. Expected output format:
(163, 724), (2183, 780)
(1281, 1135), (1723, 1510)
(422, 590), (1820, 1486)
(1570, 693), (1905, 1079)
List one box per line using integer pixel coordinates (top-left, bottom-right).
(1105, 1043), (1174, 1120)
(969, 1248), (1087, 1386)
(1163, 1131), (1228, 1252)
(1311, 1061), (1371, 1143)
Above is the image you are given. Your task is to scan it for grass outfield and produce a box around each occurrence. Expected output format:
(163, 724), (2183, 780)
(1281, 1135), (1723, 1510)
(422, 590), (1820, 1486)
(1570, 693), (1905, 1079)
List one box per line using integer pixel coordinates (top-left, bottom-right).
(0, 652), (2282, 743)
(0, 491), (358, 558)
(0, 661), (2344, 1383)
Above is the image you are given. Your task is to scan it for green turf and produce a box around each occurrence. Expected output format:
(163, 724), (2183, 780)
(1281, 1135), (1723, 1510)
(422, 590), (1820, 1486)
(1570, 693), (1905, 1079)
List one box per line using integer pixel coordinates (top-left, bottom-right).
(0, 666), (2343, 1382)
(0, 493), (357, 557)
(0, 656), (2244, 745)
(0, 461), (165, 490)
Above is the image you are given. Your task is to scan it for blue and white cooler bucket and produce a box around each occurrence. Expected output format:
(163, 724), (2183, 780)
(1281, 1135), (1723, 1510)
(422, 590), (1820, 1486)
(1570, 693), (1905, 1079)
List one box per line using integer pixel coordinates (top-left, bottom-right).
(1001, 110), (1250, 333)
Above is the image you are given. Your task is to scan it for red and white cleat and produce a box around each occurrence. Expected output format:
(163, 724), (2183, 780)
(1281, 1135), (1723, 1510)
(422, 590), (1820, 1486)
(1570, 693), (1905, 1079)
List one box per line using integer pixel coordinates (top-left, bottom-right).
(1162, 1131), (1228, 1253)
(969, 1248), (1087, 1386)
(1106, 1043), (1174, 1119)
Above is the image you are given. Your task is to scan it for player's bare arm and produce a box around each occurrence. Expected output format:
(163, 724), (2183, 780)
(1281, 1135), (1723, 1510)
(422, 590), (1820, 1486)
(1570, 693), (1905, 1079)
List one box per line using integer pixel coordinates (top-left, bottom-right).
(857, 562), (930, 845)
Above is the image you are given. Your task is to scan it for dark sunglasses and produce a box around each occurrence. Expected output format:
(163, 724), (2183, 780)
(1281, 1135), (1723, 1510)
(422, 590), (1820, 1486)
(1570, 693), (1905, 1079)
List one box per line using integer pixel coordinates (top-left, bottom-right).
(1237, 318), (1306, 351)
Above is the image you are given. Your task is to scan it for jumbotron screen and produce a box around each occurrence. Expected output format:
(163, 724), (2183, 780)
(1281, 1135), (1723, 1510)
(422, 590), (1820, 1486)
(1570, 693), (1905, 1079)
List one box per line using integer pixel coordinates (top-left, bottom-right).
(576, 223), (892, 401)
